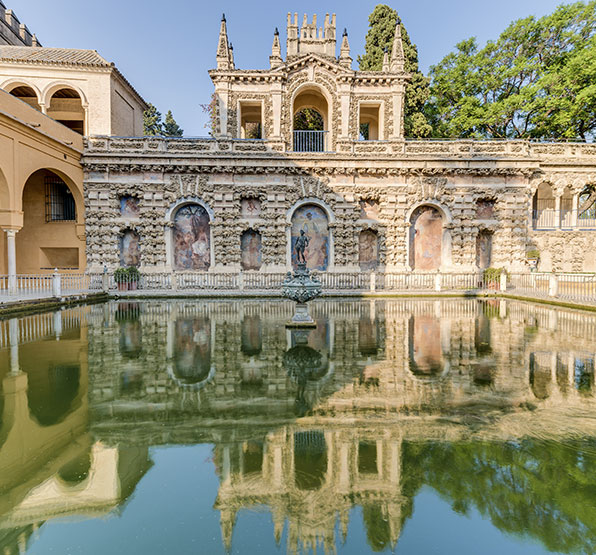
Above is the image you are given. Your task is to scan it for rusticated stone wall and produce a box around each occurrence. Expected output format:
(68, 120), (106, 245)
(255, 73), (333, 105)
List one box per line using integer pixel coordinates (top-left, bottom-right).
(82, 137), (596, 274)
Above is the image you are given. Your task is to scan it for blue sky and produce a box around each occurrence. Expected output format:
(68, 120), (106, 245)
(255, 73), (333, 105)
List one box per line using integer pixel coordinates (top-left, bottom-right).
(8, 0), (577, 135)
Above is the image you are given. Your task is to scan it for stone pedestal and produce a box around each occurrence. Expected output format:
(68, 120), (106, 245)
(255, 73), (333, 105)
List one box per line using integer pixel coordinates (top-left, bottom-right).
(281, 263), (322, 328)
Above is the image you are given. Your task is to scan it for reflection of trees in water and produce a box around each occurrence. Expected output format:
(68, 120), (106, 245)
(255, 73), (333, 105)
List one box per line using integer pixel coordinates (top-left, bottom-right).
(27, 364), (80, 426)
(173, 318), (211, 385)
(402, 439), (596, 554)
(362, 504), (392, 552)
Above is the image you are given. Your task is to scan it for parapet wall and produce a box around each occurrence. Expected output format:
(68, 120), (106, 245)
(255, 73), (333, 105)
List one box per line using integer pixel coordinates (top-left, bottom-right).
(0, 1), (40, 47)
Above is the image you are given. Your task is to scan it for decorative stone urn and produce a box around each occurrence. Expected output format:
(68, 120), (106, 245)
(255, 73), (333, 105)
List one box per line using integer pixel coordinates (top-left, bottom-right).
(281, 262), (322, 327)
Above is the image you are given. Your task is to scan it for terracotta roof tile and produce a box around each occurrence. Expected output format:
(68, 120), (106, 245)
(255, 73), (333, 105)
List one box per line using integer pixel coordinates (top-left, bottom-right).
(0, 46), (111, 67)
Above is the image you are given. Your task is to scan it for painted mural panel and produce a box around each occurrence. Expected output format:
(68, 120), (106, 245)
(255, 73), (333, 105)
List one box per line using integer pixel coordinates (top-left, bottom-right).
(359, 199), (380, 220)
(409, 206), (443, 270)
(291, 204), (329, 271)
(408, 315), (443, 376)
(119, 230), (140, 267)
(173, 317), (211, 385)
(120, 196), (140, 219)
(241, 230), (262, 270)
(172, 204), (210, 271)
(241, 198), (261, 218)
(476, 231), (493, 269)
(359, 230), (379, 271)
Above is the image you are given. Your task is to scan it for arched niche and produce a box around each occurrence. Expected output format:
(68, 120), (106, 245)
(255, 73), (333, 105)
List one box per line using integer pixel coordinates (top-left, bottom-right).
(359, 229), (379, 271)
(57, 451), (91, 485)
(17, 169), (82, 272)
(476, 230), (493, 270)
(47, 87), (85, 135)
(578, 185), (596, 227)
(533, 182), (556, 228)
(171, 203), (211, 271)
(289, 203), (331, 271)
(408, 205), (446, 271)
(172, 317), (212, 386)
(6, 84), (41, 111)
(240, 229), (262, 270)
(119, 229), (140, 267)
(560, 186), (574, 227)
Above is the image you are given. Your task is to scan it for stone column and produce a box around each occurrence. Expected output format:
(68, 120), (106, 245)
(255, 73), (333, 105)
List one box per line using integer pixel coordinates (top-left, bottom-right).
(555, 195), (561, 228)
(572, 193), (580, 228)
(5, 229), (18, 294)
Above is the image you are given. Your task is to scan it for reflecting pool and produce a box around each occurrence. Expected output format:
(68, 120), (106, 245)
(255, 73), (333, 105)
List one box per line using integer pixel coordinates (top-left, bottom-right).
(1, 299), (596, 554)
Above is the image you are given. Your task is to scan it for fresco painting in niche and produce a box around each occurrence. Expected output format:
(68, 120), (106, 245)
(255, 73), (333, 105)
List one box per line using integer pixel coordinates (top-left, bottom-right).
(359, 230), (379, 271)
(119, 230), (140, 267)
(120, 196), (140, 219)
(173, 204), (210, 270)
(476, 231), (493, 269)
(476, 199), (495, 220)
(291, 204), (329, 271)
(360, 199), (380, 220)
(408, 315), (443, 376)
(174, 317), (211, 385)
(241, 230), (262, 270)
(241, 198), (261, 218)
(409, 206), (443, 270)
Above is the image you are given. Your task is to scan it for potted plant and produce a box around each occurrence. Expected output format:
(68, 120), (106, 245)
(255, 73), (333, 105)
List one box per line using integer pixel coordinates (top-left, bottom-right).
(526, 249), (540, 272)
(126, 266), (140, 291)
(483, 267), (506, 290)
(114, 266), (140, 291)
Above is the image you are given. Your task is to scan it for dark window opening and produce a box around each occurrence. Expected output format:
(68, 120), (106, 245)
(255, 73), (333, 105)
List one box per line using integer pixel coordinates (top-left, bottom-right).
(45, 176), (76, 222)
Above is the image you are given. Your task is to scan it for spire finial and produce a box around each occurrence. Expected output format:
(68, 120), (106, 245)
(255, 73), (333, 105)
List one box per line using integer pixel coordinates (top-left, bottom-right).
(343, 28), (347, 37)
(222, 13), (226, 22)
(274, 27), (279, 36)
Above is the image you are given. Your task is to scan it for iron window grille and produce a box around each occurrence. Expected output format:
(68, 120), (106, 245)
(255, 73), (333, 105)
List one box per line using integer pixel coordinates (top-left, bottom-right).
(45, 176), (76, 222)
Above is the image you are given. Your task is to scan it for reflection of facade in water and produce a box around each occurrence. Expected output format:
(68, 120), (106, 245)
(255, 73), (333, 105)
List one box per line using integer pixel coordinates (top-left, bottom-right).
(3, 300), (596, 552)
(0, 307), (151, 553)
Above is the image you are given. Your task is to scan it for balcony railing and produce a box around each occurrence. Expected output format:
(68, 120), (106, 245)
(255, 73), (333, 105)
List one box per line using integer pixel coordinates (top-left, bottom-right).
(293, 130), (327, 152)
(532, 209), (596, 229)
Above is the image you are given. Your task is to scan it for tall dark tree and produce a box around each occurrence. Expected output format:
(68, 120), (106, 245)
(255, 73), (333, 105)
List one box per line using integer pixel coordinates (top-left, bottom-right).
(143, 103), (162, 136)
(358, 5), (431, 138)
(426, 1), (596, 140)
(163, 110), (184, 137)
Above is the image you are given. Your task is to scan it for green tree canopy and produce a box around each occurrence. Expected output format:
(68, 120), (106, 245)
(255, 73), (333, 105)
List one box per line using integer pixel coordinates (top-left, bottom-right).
(426, 1), (596, 140)
(358, 5), (431, 138)
(143, 105), (184, 137)
(163, 110), (184, 137)
(143, 103), (162, 136)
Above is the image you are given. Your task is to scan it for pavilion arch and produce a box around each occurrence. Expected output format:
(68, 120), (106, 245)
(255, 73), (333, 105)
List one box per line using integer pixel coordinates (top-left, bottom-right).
(532, 182), (556, 228)
(291, 83), (333, 151)
(1, 80), (42, 111)
(42, 84), (88, 135)
(166, 198), (215, 271)
(286, 198), (335, 270)
(406, 202), (453, 271)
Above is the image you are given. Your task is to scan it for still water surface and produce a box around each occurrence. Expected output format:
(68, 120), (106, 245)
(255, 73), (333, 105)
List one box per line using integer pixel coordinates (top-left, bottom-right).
(1, 298), (596, 554)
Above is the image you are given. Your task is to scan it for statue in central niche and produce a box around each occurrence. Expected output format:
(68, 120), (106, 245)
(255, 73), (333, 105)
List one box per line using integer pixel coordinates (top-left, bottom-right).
(295, 229), (309, 264)
(282, 231), (322, 328)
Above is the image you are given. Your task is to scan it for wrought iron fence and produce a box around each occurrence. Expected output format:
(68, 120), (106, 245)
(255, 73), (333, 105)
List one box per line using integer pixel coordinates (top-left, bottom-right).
(293, 130), (327, 152)
(533, 209), (596, 229)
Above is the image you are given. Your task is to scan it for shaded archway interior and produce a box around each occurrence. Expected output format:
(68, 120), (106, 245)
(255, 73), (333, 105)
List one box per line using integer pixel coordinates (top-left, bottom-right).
(48, 88), (84, 135)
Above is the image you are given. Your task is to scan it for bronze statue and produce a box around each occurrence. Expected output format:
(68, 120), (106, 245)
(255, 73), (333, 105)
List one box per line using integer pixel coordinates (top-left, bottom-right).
(295, 230), (309, 263)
